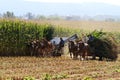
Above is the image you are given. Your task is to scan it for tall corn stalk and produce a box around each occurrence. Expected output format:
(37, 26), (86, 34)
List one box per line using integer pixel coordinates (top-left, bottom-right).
(0, 19), (54, 56)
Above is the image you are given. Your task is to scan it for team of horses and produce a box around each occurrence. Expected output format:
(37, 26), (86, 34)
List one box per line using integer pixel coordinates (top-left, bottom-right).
(26, 38), (62, 57)
(26, 38), (92, 60)
(68, 40), (93, 60)
(25, 38), (93, 60)
(26, 39), (54, 57)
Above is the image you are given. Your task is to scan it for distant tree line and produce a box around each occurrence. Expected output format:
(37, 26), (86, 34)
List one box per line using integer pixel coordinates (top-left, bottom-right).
(0, 11), (15, 18)
(0, 11), (64, 20)
(0, 11), (120, 21)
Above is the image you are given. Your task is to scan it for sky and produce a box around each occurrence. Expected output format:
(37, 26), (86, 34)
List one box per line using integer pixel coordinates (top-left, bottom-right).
(24, 0), (120, 6)
(0, 0), (120, 16)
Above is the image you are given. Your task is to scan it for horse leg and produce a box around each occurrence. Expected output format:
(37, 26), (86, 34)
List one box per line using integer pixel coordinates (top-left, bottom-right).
(79, 52), (82, 60)
(80, 52), (84, 61)
(44, 48), (48, 57)
(99, 56), (103, 61)
(82, 51), (87, 60)
(38, 49), (43, 57)
(73, 52), (77, 59)
(70, 52), (72, 58)
(85, 52), (88, 60)
(41, 49), (44, 57)
(48, 48), (52, 57)
(83, 53), (85, 60)
(73, 52), (75, 59)
(30, 48), (34, 56)
(76, 52), (79, 59)
(92, 53), (96, 60)
(85, 50), (89, 60)
(36, 48), (39, 57)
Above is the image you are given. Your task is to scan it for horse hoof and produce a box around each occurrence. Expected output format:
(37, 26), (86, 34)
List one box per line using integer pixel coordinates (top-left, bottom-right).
(81, 58), (84, 61)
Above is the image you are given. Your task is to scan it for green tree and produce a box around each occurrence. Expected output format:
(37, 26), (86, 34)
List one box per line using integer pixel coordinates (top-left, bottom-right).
(25, 12), (34, 19)
(3, 11), (15, 18)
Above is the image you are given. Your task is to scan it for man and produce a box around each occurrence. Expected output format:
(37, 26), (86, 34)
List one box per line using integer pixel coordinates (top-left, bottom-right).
(59, 37), (65, 54)
(81, 34), (89, 46)
(88, 34), (94, 42)
(53, 41), (56, 46)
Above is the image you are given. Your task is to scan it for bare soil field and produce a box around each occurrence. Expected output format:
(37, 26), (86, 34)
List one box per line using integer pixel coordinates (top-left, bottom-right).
(0, 54), (120, 80)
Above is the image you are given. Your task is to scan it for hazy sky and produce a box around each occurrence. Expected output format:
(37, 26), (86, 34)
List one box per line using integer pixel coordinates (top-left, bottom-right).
(25, 0), (120, 6)
(0, 0), (120, 16)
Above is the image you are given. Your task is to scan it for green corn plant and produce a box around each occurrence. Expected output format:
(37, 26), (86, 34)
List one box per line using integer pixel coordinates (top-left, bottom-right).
(0, 19), (54, 56)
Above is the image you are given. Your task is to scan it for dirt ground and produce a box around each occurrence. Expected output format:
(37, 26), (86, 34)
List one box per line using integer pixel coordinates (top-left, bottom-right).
(0, 53), (120, 80)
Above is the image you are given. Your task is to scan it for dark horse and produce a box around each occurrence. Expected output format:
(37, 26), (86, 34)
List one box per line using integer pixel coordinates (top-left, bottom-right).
(68, 40), (78, 59)
(77, 40), (91, 60)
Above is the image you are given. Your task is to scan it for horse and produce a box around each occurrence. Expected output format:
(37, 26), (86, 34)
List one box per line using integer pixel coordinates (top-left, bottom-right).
(36, 38), (54, 57)
(68, 40), (78, 59)
(77, 40), (90, 60)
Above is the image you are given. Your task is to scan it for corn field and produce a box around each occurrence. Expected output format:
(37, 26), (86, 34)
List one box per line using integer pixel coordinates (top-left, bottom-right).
(54, 26), (84, 37)
(0, 19), (54, 56)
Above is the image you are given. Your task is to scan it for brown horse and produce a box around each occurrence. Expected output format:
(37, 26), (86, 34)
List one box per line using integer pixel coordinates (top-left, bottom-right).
(25, 39), (39, 56)
(36, 38), (54, 57)
(25, 38), (53, 57)
(77, 40), (91, 60)
(68, 40), (78, 59)
(26, 38), (54, 57)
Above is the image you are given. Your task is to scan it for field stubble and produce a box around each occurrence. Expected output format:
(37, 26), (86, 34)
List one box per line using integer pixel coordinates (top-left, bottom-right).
(0, 54), (120, 80)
